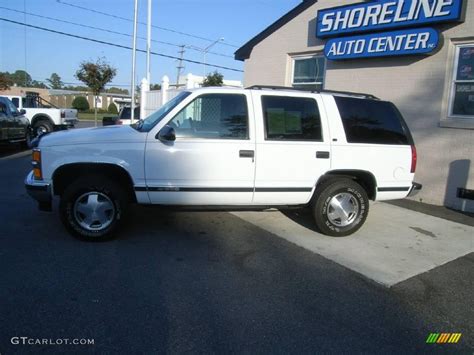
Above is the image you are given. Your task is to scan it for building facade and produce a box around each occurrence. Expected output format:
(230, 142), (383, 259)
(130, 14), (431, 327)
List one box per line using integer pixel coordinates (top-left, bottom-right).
(235, 0), (474, 212)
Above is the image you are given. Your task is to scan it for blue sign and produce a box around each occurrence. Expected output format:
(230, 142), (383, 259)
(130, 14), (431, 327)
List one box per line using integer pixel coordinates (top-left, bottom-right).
(324, 27), (439, 60)
(317, 0), (464, 38)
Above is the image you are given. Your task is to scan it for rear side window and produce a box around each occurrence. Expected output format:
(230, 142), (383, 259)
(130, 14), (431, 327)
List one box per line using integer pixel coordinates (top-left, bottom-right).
(262, 96), (322, 141)
(335, 96), (411, 145)
(11, 98), (19, 108)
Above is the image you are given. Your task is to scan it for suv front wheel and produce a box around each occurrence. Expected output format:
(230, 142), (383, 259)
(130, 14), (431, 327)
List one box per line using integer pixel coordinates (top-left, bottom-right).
(59, 175), (128, 241)
(312, 178), (369, 237)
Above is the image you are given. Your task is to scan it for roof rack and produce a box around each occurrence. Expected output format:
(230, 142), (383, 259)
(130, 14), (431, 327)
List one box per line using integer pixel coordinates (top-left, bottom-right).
(246, 85), (379, 100)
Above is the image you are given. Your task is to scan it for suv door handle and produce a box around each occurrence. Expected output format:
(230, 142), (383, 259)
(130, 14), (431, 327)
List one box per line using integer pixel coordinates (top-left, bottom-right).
(316, 151), (330, 159)
(239, 150), (255, 158)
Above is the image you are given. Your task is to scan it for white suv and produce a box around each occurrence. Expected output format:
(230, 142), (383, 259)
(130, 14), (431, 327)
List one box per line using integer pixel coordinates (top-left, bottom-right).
(25, 86), (421, 241)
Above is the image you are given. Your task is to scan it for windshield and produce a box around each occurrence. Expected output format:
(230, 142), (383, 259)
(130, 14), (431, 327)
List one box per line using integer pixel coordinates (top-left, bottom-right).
(136, 91), (191, 132)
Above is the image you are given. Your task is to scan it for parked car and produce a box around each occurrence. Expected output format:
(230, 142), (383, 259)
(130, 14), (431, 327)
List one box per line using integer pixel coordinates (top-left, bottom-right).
(102, 106), (140, 126)
(0, 96), (33, 147)
(5, 92), (78, 136)
(25, 86), (421, 241)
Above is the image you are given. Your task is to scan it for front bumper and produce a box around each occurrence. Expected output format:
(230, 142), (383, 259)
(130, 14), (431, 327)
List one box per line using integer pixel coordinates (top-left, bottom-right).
(24, 171), (53, 211)
(408, 182), (422, 197)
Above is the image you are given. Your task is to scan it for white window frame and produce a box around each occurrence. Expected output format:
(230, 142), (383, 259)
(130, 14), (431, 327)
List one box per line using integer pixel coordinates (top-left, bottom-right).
(448, 43), (474, 119)
(291, 54), (326, 90)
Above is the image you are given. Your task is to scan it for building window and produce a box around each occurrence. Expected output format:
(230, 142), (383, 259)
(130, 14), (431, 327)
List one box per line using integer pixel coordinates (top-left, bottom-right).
(449, 44), (474, 118)
(292, 56), (326, 91)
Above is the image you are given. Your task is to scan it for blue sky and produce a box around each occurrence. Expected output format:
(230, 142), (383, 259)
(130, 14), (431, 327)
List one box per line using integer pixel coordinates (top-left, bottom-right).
(0, 0), (302, 88)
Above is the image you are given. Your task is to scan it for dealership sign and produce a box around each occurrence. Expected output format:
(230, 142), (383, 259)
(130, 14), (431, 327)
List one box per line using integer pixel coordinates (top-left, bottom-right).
(316, 0), (464, 60)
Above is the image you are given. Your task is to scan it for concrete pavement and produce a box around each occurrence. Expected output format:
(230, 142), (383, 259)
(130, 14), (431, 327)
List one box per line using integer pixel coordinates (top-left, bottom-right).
(233, 204), (473, 287)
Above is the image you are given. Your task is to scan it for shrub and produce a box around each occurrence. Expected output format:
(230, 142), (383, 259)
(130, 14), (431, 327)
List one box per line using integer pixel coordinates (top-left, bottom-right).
(108, 102), (118, 114)
(71, 96), (90, 112)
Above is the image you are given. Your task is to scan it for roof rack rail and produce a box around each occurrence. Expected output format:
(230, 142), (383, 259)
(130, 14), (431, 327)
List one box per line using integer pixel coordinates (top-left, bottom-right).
(246, 85), (379, 100)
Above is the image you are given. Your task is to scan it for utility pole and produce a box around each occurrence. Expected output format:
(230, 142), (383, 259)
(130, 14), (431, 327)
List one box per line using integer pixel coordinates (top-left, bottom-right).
(176, 45), (185, 87)
(146, 0), (152, 84)
(130, 0), (138, 124)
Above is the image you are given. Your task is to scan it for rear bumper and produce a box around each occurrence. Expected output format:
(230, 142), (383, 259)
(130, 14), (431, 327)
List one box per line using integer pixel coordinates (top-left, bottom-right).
(64, 118), (79, 126)
(408, 182), (422, 197)
(24, 171), (52, 211)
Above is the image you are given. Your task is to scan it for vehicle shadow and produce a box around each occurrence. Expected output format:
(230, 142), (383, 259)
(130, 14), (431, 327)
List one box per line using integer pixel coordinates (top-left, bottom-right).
(274, 208), (323, 234)
(0, 144), (29, 158)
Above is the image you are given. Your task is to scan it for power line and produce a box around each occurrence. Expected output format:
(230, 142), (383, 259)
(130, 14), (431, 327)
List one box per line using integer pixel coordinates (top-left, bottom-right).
(0, 6), (234, 59)
(0, 18), (244, 73)
(56, 0), (239, 48)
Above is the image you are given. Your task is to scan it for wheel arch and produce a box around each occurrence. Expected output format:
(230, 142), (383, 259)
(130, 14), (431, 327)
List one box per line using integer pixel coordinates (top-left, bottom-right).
(315, 170), (377, 201)
(31, 114), (54, 127)
(52, 163), (137, 202)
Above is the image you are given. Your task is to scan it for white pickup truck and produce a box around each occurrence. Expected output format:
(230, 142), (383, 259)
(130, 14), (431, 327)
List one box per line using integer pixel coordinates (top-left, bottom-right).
(25, 86), (421, 241)
(6, 92), (78, 135)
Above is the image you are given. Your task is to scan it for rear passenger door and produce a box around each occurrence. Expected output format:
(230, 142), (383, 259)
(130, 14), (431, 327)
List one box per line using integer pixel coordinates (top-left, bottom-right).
(252, 92), (331, 205)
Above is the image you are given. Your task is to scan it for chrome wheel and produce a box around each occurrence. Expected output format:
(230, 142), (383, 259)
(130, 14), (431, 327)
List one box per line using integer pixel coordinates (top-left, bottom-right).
(73, 192), (116, 232)
(36, 126), (48, 136)
(327, 192), (360, 227)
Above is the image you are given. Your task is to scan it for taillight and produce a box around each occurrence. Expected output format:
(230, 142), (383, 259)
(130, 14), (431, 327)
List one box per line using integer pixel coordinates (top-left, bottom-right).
(32, 148), (43, 180)
(411, 145), (417, 173)
(60, 111), (65, 119)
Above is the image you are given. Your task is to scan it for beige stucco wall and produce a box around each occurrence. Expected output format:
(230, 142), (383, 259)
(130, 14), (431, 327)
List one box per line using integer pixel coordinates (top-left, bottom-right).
(242, 0), (474, 212)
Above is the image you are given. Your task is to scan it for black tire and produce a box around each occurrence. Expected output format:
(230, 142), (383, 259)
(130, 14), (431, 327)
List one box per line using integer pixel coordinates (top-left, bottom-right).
(22, 127), (34, 149)
(59, 175), (129, 241)
(33, 120), (53, 136)
(312, 178), (369, 237)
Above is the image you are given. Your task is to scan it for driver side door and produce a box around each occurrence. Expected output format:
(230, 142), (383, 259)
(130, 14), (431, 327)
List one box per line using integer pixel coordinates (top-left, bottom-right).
(145, 92), (256, 205)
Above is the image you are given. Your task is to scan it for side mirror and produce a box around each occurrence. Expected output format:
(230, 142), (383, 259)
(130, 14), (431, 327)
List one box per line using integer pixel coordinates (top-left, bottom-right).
(19, 109), (26, 115)
(156, 125), (176, 142)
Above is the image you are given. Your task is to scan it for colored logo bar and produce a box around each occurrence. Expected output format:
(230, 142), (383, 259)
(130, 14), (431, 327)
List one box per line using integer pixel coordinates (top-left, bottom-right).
(426, 333), (462, 344)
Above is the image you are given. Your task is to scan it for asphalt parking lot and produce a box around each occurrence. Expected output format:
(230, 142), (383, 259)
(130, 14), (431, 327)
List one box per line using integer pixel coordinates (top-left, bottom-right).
(0, 134), (473, 353)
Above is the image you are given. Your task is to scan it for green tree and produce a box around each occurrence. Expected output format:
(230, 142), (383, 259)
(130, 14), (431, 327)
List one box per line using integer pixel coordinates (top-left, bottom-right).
(202, 71), (224, 87)
(30, 80), (48, 89)
(72, 96), (90, 112)
(46, 73), (63, 89)
(75, 57), (117, 126)
(106, 87), (129, 95)
(10, 70), (32, 87)
(108, 102), (118, 114)
(0, 72), (13, 90)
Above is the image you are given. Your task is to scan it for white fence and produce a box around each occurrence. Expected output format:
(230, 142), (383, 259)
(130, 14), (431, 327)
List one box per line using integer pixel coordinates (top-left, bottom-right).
(140, 74), (198, 118)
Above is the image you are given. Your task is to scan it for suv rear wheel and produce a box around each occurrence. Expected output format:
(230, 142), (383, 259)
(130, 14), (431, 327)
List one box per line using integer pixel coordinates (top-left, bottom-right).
(312, 178), (369, 237)
(59, 175), (129, 241)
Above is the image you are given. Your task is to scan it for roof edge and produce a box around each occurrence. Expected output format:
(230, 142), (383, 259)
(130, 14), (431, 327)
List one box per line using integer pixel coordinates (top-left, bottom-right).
(234, 0), (318, 61)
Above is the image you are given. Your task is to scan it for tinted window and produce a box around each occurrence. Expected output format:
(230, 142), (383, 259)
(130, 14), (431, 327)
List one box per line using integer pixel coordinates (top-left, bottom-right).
(170, 94), (248, 139)
(262, 96), (322, 141)
(335, 96), (411, 145)
(11, 98), (19, 108)
(0, 101), (7, 117)
(5, 99), (18, 115)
